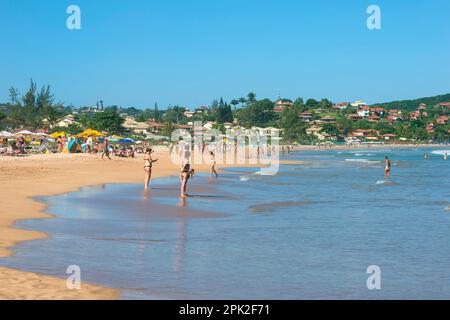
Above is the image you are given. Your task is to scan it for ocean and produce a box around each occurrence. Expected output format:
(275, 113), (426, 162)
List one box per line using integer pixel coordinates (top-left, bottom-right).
(1, 148), (450, 299)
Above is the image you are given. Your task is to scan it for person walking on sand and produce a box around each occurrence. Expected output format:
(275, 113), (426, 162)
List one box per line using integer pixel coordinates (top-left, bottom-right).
(209, 151), (218, 178)
(101, 138), (111, 160)
(384, 156), (391, 177)
(180, 149), (194, 198)
(144, 148), (158, 190)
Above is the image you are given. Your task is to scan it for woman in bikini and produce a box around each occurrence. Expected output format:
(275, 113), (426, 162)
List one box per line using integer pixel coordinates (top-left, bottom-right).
(144, 148), (158, 190)
(180, 150), (194, 198)
(209, 151), (218, 178)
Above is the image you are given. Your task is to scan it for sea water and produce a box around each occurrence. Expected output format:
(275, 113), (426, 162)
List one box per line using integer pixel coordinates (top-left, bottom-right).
(1, 148), (450, 299)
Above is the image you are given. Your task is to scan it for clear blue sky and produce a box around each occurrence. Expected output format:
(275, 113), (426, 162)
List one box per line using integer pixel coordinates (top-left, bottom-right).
(1, 0), (449, 109)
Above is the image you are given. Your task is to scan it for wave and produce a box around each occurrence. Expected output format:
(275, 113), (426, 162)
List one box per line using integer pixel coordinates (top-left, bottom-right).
(376, 180), (396, 186)
(240, 176), (250, 182)
(249, 200), (317, 213)
(345, 159), (381, 164)
(353, 153), (375, 157)
(431, 150), (450, 155)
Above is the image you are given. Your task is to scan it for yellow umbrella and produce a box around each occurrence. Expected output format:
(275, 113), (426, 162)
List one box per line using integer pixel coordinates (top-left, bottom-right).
(78, 129), (104, 138)
(50, 131), (67, 138)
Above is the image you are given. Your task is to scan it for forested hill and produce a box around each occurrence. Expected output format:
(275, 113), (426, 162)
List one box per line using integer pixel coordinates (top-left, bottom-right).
(372, 93), (450, 110)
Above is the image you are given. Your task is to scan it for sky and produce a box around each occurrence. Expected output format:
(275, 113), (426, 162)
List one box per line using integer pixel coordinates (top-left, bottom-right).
(0, 0), (449, 109)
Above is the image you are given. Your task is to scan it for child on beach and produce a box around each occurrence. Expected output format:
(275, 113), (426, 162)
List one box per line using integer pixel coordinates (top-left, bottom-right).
(144, 148), (158, 190)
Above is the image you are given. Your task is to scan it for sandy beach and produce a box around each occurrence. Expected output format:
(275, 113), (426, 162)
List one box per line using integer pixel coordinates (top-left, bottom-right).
(0, 147), (301, 299)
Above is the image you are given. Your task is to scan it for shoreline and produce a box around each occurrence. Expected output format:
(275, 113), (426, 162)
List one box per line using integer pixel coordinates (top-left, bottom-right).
(0, 149), (301, 299)
(0, 144), (445, 299)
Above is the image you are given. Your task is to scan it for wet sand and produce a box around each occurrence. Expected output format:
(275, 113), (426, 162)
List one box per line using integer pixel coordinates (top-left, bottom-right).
(0, 148), (300, 299)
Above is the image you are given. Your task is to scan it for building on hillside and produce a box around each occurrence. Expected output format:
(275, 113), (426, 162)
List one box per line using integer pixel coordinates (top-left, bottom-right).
(437, 115), (449, 125)
(274, 100), (293, 113)
(319, 116), (336, 124)
(351, 101), (367, 108)
(184, 110), (195, 118)
(348, 114), (363, 121)
(56, 115), (77, 128)
(299, 111), (313, 122)
(306, 126), (328, 141)
(195, 106), (210, 114)
(122, 116), (152, 134)
(368, 115), (380, 122)
(382, 134), (397, 140)
(252, 127), (282, 137)
(425, 123), (435, 133)
(435, 102), (450, 109)
(351, 129), (380, 138)
(146, 120), (165, 133)
(418, 104), (427, 111)
(370, 107), (385, 116)
(357, 106), (370, 117)
(332, 102), (349, 110)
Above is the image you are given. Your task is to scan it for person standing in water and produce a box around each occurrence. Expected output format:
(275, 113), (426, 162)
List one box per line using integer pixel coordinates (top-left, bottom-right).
(144, 148), (158, 190)
(444, 152), (448, 160)
(384, 156), (391, 177)
(424, 153), (430, 160)
(209, 151), (218, 178)
(180, 149), (194, 198)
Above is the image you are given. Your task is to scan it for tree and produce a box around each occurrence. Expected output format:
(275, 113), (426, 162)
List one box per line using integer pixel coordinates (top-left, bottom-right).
(305, 98), (319, 109)
(230, 99), (239, 111)
(247, 92), (256, 103)
(21, 79), (42, 129)
(278, 106), (307, 143)
(237, 98), (275, 128)
(293, 98), (305, 113)
(336, 116), (353, 136)
(90, 108), (124, 134)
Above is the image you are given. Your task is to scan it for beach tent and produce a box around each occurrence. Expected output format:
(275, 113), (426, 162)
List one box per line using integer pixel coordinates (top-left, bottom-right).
(68, 139), (82, 153)
(78, 129), (104, 138)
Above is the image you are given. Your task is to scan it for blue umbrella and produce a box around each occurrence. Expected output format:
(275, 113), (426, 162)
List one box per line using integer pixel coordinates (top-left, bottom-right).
(118, 138), (136, 144)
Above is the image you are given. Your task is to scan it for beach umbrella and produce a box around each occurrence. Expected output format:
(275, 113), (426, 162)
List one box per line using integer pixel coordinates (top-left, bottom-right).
(78, 129), (104, 138)
(107, 135), (123, 143)
(118, 138), (136, 144)
(49, 131), (67, 138)
(14, 130), (41, 139)
(0, 131), (13, 138)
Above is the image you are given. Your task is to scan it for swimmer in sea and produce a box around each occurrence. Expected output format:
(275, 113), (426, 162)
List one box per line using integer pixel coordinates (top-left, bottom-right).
(384, 156), (391, 177)
(444, 153), (448, 160)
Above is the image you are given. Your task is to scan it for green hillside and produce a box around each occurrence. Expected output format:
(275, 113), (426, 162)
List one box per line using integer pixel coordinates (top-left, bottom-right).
(372, 93), (450, 110)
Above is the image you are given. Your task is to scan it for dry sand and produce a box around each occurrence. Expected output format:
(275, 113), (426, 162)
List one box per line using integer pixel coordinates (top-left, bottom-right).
(0, 148), (300, 299)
